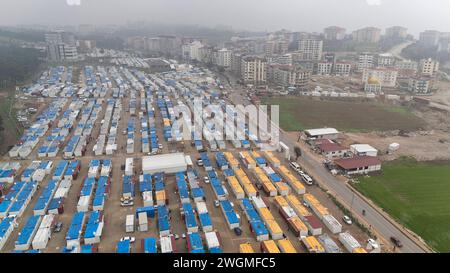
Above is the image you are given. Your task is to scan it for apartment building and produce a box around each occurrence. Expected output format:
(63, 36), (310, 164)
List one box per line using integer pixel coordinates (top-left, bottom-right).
(58, 44), (78, 61)
(272, 54), (293, 65)
(270, 65), (311, 91)
(352, 27), (381, 43)
(334, 62), (352, 76)
(45, 32), (63, 44)
(323, 26), (346, 40)
(323, 52), (336, 64)
(77, 40), (96, 53)
(408, 77), (434, 94)
(241, 56), (267, 85)
(419, 58), (439, 77)
(438, 37), (450, 53)
(395, 60), (418, 78)
(127, 36), (146, 51)
(126, 36), (181, 55)
(217, 48), (232, 68)
(265, 39), (289, 56)
(357, 53), (375, 72)
(160, 36), (182, 55)
(199, 46), (214, 64)
(145, 37), (162, 52)
(419, 30), (440, 47)
(231, 52), (244, 76)
(297, 39), (323, 61)
(45, 31), (78, 61)
(296, 61), (315, 72)
(181, 41), (203, 61)
(395, 60), (418, 70)
(316, 62), (333, 75)
(46, 44), (60, 61)
(377, 53), (396, 67)
(385, 26), (408, 39)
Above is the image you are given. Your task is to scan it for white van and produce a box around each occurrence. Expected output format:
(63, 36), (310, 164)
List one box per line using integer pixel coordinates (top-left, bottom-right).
(301, 173), (314, 185)
(289, 162), (301, 172)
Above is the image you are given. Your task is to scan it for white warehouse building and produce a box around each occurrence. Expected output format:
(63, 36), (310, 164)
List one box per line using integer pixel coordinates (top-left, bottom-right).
(350, 144), (378, 157)
(304, 128), (339, 140)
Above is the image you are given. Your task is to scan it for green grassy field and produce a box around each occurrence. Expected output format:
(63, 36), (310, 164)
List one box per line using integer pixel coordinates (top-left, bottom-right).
(0, 90), (22, 153)
(353, 157), (450, 252)
(262, 96), (426, 132)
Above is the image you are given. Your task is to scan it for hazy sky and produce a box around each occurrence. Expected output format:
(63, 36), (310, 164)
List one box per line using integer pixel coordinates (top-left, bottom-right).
(1, 0), (450, 35)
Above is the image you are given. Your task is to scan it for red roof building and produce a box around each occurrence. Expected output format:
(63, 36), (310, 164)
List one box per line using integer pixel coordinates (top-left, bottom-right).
(303, 215), (323, 236)
(316, 139), (348, 159)
(334, 156), (381, 175)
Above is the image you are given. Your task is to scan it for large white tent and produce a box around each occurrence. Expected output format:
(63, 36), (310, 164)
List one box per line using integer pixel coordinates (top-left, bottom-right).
(142, 153), (189, 174)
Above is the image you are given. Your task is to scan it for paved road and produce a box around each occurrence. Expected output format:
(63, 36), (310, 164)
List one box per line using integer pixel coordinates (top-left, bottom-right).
(228, 91), (428, 253)
(387, 41), (414, 61)
(291, 145), (426, 253)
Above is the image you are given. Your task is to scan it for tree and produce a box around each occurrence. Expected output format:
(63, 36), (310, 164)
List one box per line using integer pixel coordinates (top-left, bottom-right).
(294, 146), (302, 160)
(0, 45), (42, 89)
(401, 42), (446, 61)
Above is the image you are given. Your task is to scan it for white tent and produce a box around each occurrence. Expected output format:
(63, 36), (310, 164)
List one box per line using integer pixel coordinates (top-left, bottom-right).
(142, 153), (188, 174)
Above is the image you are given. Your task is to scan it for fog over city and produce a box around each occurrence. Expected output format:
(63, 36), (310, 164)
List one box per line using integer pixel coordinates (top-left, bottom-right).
(1, 0), (450, 35)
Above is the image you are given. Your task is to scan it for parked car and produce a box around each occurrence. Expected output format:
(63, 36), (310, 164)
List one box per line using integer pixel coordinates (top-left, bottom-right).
(174, 234), (180, 240)
(390, 237), (403, 248)
(343, 215), (352, 225)
(197, 159), (204, 166)
(302, 201), (309, 208)
(120, 236), (136, 243)
(367, 238), (379, 249)
(53, 222), (63, 233)
(121, 200), (134, 207)
(120, 196), (134, 207)
(204, 176), (210, 184)
(182, 233), (186, 239)
(214, 200), (220, 207)
(289, 162), (301, 172)
(301, 173), (314, 185)
(233, 227), (242, 236)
